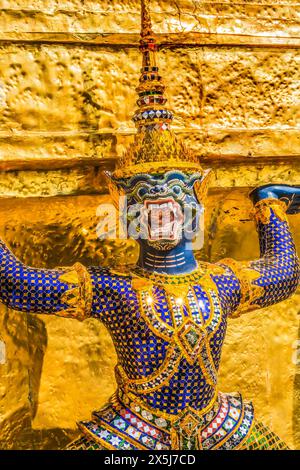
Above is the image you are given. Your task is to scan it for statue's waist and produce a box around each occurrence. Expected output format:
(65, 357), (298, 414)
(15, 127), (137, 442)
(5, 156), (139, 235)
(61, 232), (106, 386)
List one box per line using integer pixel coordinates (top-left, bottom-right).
(78, 390), (254, 450)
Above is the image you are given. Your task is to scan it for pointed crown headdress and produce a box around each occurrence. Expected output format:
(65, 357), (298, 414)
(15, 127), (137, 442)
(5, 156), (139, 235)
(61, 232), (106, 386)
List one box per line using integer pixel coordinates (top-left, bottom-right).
(111, 0), (211, 195)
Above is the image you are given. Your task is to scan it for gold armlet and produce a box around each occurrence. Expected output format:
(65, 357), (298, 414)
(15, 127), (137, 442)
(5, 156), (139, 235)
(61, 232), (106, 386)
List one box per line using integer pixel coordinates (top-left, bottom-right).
(251, 198), (288, 225)
(58, 262), (93, 321)
(220, 258), (264, 318)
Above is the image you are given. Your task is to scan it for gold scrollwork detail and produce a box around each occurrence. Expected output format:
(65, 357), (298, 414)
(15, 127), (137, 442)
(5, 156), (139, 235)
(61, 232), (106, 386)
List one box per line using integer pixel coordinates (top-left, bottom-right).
(219, 258), (264, 318)
(251, 198), (288, 225)
(115, 345), (182, 395)
(58, 262), (92, 321)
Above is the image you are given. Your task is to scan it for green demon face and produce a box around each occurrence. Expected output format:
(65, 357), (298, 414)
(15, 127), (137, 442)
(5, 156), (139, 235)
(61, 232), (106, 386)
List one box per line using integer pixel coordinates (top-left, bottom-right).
(107, 170), (204, 251)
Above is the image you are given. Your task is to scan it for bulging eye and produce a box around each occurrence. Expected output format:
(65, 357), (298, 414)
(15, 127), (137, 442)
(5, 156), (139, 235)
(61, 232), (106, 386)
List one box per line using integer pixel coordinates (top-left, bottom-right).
(172, 185), (183, 196)
(137, 187), (148, 199)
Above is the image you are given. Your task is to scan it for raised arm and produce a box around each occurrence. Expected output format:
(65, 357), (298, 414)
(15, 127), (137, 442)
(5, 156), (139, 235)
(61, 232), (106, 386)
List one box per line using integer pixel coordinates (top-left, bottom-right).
(214, 185), (300, 317)
(0, 238), (92, 320)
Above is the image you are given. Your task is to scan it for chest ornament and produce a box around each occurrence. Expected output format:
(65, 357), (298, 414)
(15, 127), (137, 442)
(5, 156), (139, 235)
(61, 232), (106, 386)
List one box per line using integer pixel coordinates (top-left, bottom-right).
(175, 317), (207, 365)
(118, 267), (225, 391)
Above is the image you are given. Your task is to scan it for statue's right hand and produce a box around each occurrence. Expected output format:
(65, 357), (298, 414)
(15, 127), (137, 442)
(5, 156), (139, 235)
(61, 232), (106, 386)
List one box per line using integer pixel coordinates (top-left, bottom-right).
(250, 184), (300, 215)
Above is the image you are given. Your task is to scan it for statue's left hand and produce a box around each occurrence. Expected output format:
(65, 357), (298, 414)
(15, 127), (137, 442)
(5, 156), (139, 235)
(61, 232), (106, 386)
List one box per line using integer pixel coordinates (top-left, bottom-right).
(250, 184), (300, 214)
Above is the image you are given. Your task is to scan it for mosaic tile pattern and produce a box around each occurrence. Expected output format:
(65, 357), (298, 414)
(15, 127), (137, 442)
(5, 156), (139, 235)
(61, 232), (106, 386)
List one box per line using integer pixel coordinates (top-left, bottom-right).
(74, 392), (255, 450)
(240, 421), (289, 450)
(0, 201), (298, 449)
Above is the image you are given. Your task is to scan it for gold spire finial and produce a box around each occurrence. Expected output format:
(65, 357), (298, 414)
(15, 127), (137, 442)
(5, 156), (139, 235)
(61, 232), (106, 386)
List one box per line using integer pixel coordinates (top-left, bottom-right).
(139, 0), (157, 69)
(141, 0), (154, 40)
(111, 0), (209, 185)
(132, 0), (172, 132)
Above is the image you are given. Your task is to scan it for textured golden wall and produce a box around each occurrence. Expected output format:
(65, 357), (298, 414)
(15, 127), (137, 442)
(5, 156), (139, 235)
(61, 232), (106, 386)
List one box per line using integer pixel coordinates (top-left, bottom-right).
(0, 0), (299, 449)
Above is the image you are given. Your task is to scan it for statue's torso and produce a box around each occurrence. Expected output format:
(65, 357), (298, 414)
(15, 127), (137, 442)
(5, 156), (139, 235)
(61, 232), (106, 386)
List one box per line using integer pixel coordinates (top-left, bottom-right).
(107, 279), (225, 413)
(90, 265), (240, 413)
(79, 265), (253, 450)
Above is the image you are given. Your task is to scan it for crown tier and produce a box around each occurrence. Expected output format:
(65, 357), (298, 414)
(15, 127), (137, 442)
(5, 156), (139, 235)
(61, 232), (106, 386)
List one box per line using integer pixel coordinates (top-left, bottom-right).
(112, 0), (204, 179)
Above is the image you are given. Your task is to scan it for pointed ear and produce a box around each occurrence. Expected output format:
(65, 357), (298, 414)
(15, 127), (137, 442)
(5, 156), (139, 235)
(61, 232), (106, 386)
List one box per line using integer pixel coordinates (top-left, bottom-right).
(103, 170), (125, 209)
(193, 169), (213, 203)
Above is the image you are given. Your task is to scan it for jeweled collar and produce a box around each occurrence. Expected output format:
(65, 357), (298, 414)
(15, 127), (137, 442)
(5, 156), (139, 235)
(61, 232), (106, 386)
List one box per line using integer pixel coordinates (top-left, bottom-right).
(129, 263), (224, 286)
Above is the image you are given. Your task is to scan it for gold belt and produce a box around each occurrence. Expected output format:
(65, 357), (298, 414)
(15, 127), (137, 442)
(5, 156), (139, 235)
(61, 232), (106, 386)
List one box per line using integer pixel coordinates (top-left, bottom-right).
(116, 387), (219, 450)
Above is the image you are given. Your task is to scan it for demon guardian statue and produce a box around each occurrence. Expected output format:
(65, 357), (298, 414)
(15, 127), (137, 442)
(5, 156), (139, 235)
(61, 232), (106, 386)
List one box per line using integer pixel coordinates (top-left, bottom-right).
(1, 0), (300, 450)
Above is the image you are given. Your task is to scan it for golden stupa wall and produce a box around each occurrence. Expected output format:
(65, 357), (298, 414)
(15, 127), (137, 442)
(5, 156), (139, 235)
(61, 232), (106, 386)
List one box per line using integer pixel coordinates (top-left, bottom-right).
(0, 0), (299, 449)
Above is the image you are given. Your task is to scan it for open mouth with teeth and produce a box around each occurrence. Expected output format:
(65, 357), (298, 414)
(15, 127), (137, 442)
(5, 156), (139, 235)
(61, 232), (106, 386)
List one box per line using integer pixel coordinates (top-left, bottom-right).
(141, 198), (184, 241)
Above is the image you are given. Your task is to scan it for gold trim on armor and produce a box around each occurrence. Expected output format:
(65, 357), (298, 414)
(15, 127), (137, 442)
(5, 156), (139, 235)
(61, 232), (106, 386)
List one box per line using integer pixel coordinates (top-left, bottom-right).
(235, 408), (256, 450)
(116, 388), (219, 425)
(78, 419), (148, 450)
(130, 262), (225, 285)
(252, 197), (288, 225)
(115, 345), (182, 394)
(212, 395), (246, 450)
(57, 262), (92, 321)
(219, 258), (264, 318)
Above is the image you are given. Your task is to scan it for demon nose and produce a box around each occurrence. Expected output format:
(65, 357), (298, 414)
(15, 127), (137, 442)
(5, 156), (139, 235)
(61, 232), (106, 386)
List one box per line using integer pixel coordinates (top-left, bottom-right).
(149, 185), (167, 195)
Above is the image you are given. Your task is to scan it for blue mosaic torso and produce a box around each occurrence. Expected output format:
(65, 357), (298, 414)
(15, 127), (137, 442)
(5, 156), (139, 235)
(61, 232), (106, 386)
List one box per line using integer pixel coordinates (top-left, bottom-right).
(0, 204), (299, 449)
(88, 266), (227, 413)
